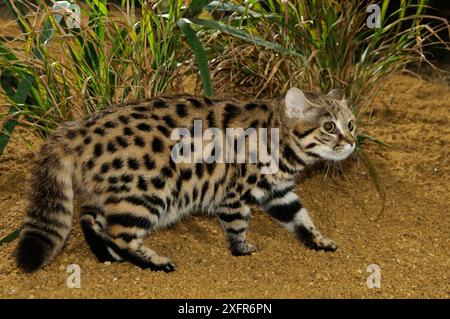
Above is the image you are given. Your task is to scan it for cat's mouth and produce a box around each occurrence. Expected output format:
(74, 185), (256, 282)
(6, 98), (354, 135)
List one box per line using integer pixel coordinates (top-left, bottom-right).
(317, 143), (355, 161)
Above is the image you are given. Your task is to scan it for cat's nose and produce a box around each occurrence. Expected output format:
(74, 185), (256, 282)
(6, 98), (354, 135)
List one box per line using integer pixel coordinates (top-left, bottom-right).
(342, 134), (355, 146)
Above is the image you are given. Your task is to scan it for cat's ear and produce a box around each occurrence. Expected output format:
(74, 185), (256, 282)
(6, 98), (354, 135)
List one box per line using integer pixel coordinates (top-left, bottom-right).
(327, 88), (345, 100)
(285, 87), (314, 120)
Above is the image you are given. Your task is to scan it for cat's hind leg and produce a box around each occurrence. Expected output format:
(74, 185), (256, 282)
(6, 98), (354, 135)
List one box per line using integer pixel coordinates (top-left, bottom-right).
(102, 196), (175, 272)
(80, 205), (121, 262)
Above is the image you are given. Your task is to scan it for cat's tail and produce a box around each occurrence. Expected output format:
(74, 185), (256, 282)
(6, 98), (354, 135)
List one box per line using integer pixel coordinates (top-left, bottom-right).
(15, 131), (75, 273)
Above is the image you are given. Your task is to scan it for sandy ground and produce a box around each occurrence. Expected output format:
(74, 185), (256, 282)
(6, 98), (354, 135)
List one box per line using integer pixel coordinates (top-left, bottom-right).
(0, 74), (448, 299)
(0, 9), (449, 298)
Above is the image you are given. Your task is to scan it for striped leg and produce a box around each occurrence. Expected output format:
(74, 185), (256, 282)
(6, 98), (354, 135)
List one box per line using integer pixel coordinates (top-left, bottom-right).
(262, 189), (337, 251)
(217, 202), (256, 256)
(103, 236), (175, 272)
(80, 205), (119, 262)
(101, 195), (175, 272)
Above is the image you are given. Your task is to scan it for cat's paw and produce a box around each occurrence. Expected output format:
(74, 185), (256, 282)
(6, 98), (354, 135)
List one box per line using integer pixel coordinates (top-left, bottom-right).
(315, 237), (338, 252)
(130, 254), (176, 272)
(149, 255), (176, 273)
(156, 261), (176, 273)
(302, 236), (337, 252)
(296, 226), (338, 252)
(231, 242), (257, 256)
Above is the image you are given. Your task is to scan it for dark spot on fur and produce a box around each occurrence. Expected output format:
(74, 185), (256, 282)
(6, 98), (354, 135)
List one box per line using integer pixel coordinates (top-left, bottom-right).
(152, 137), (163, 153)
(107, 185), (130, 193)
(245, 103), (258, 111)
(131, 112), (145, 119)
(162, 115), (177, 128)
(250, 120), (259, 128)
(112, 158), (124, 169)
(176, 103), (188, 117)
(143, 154), (156, 170)
(137, 123), (151, 132)
(104, 121), (116, 128)
(101, 163), (110, 174)
(134, 136), (145, 147)
(151, 177), (165, 189)
(180, 169), (192, 180)
(85, 159), (95, 170)
(137, 176), (148, 191)
(116, 136), (128, 148)
(205, 162), (215, 175)
(156, 125), (170, 137)
(153, 99), (167, 108)
(257, 178), (271, 190)
(207, 111), (216, 128)
(222, 103), (241, 129)
(123, 127), (133, 136)
(108, 176), (118, 184)
(240, 164), (247, 177)
(204, 97), (213, 106)
(118, 115), (129, 125)
(133, 106), (148, 112)
(195, 163), (203, 179)
(75, 145), (84, 155)
(127, 158), (140, 170)
(93, 174), (104, 182)
(85, 119), (97, 128)
(192, 188), (198, 201)
(200, 182), (209, 202)
(107, 141), (117, 153)
(120, 174), (133, 183)
(93, 127), (105, 136)
(161, 166), (173, 178)
(187, 98), (202, 108)
(247, 174), (257, 184)
(94, 143), (103, 157)
(84, 136), (92, 145)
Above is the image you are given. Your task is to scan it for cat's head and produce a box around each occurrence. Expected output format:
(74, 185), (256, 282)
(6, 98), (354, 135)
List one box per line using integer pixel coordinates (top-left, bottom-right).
(284, 87), (356, 161)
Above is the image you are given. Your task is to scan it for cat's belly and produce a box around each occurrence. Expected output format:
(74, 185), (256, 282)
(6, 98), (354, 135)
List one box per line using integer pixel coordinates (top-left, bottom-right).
(155, 203), (195, 229)
(154, 196), (221, 229)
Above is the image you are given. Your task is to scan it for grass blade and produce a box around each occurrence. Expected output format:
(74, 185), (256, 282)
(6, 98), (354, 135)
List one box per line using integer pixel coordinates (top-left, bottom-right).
(0, 228), (21, 246)
(357, 134), (391, 148)
(0, 73), (35, 156)
(184, 0), (213, 18)
(177, 18), (213, 96)
(191, 17), (305, 59)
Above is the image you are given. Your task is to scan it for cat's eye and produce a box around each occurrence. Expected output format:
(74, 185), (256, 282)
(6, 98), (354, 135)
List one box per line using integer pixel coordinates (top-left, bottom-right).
(348, 120), (355, 131)
(323, 121), (336, 133)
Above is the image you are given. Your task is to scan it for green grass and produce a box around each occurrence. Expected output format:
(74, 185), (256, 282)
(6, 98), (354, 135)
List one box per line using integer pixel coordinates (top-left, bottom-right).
(212, 1), (447, 104)
(2, 0), (447, 148)
(1, 1), (183, 137)
(0, 0), (218, 149)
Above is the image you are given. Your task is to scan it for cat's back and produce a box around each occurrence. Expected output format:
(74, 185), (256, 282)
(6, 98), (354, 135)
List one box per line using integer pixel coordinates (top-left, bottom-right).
(51, 95), (273, 211)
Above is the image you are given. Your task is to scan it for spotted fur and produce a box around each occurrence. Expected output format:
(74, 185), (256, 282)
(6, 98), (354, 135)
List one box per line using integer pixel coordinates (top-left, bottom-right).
(15, 88), (356, 272)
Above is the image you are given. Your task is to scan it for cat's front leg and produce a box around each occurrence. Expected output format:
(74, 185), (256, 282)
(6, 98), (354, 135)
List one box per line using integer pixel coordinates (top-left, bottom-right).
(260, 189), (337, 251)
(216, 201), (257, 256)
